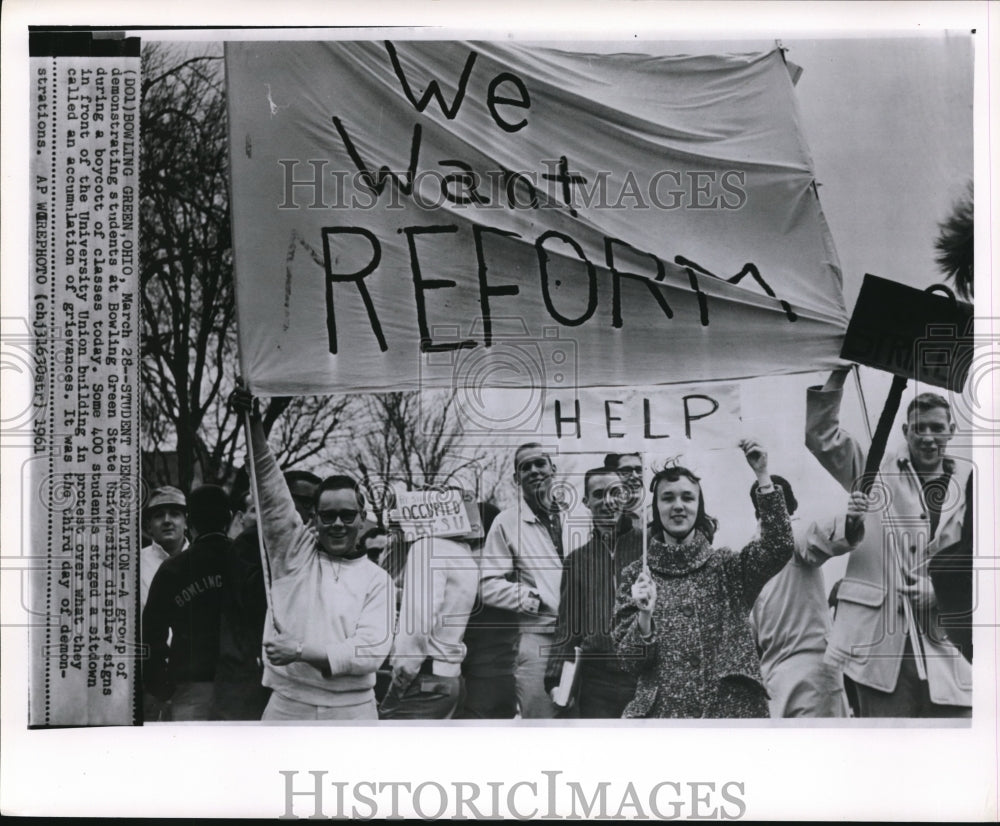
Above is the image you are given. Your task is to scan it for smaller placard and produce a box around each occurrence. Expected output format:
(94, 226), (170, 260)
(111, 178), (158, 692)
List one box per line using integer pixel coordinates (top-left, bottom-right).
(390, 489), (473, 541)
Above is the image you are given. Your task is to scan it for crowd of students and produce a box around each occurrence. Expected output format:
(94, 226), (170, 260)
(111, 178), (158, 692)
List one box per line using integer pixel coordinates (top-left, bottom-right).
(140, 370), (973, 721)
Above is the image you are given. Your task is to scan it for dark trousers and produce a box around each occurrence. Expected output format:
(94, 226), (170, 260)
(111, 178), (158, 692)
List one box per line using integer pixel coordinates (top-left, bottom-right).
(854, 639), (972, 718)
(169, 681), (216, 721)
(454, 673), (517, 719)
(578, 666), (636, 719)
(211, 680), (272, 721)
(142, 690), (170, 723)
(379, 673), (462, 720)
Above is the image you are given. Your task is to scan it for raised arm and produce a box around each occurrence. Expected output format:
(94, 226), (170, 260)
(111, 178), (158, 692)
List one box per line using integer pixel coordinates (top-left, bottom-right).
(230, 386), (304, 577)
(734, 439), (793, 606)
(796, 491), (870, 567)
(805, 367), (867, 493)
(736, 488), (794, 608)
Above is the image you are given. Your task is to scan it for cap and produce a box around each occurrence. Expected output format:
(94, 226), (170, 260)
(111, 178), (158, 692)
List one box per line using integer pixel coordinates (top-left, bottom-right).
(145, 485), (187, 514)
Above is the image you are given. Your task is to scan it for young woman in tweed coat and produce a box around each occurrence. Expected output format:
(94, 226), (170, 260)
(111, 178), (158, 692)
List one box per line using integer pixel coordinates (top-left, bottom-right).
(613, 440), (793, 718)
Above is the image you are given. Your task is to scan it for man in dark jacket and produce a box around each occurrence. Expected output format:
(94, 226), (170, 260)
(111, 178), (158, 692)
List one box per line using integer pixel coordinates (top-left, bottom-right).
(454, 503), (521, 719)
(212, 486), (270, 720)
(142, 485), (232, 721)
(604, 452), (644, 534)
(544, 467), (640, 718)
(212, 472), (320, 720)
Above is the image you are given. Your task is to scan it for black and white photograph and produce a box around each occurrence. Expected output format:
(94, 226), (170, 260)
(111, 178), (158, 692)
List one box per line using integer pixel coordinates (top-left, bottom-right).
(1, 0), (997, 820)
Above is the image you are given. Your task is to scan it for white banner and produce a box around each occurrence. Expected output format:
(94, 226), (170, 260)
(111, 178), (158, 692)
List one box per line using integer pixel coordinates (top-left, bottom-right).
(226, 41), (848, 395)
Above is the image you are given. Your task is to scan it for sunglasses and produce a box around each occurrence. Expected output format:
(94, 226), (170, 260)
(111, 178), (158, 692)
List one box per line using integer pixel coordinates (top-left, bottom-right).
(316, 508), (360, 525)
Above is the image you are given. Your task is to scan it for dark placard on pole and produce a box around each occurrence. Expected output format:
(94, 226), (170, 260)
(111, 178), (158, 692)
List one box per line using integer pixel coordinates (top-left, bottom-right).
(840, 274), (973, 393)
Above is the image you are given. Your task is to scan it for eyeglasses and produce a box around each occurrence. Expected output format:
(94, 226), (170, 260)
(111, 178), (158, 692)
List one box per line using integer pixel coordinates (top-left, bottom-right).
(617, 466), (642, 477)
(316, 508), (360, 525)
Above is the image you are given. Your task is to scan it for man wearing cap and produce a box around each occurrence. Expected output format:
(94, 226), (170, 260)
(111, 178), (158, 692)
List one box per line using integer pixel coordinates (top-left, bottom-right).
(140, 485), (189, 612)
(143, 485), (233, 721)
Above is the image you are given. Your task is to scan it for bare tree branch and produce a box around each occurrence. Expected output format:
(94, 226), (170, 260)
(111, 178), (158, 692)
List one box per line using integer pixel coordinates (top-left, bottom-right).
(139, 43), (507, 505)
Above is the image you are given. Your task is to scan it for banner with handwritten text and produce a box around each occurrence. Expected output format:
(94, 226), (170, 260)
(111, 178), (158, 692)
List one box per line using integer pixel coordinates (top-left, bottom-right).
(226, 41), (847, 395)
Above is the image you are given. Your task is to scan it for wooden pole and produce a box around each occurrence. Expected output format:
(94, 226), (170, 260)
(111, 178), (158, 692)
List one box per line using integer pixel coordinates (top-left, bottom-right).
(225, 50), (280, 636)
(242, 406), (281, 634)
(853, 372), (926, 680)
(641, 459), (649, 574)
(859, 374), (908, 494)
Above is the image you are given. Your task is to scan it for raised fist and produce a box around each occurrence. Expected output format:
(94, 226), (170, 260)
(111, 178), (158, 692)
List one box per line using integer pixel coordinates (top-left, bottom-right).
(739, 438), (769, 476)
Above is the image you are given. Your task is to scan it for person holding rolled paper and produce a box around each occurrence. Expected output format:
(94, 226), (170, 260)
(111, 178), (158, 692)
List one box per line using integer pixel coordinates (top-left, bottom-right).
(612, 440), (793, 718)
(805, 367), (972, 717)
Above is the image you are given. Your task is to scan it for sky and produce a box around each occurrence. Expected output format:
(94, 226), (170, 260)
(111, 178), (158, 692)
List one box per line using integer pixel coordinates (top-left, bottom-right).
(732, 33), (975, 582)
(792, 33), (973, 310)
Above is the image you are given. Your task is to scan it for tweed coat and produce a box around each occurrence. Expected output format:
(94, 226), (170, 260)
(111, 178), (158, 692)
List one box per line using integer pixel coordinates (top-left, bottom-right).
(613, 488), (792, 718)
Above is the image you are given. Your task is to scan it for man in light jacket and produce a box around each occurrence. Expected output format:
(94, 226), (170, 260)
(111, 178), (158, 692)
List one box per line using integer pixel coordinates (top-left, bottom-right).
(479, 443), (567, 718)
(805, 367), (972, 717)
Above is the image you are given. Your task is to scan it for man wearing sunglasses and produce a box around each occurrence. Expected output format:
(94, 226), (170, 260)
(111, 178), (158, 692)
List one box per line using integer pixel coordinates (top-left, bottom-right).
(230, 387), (394, 721)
